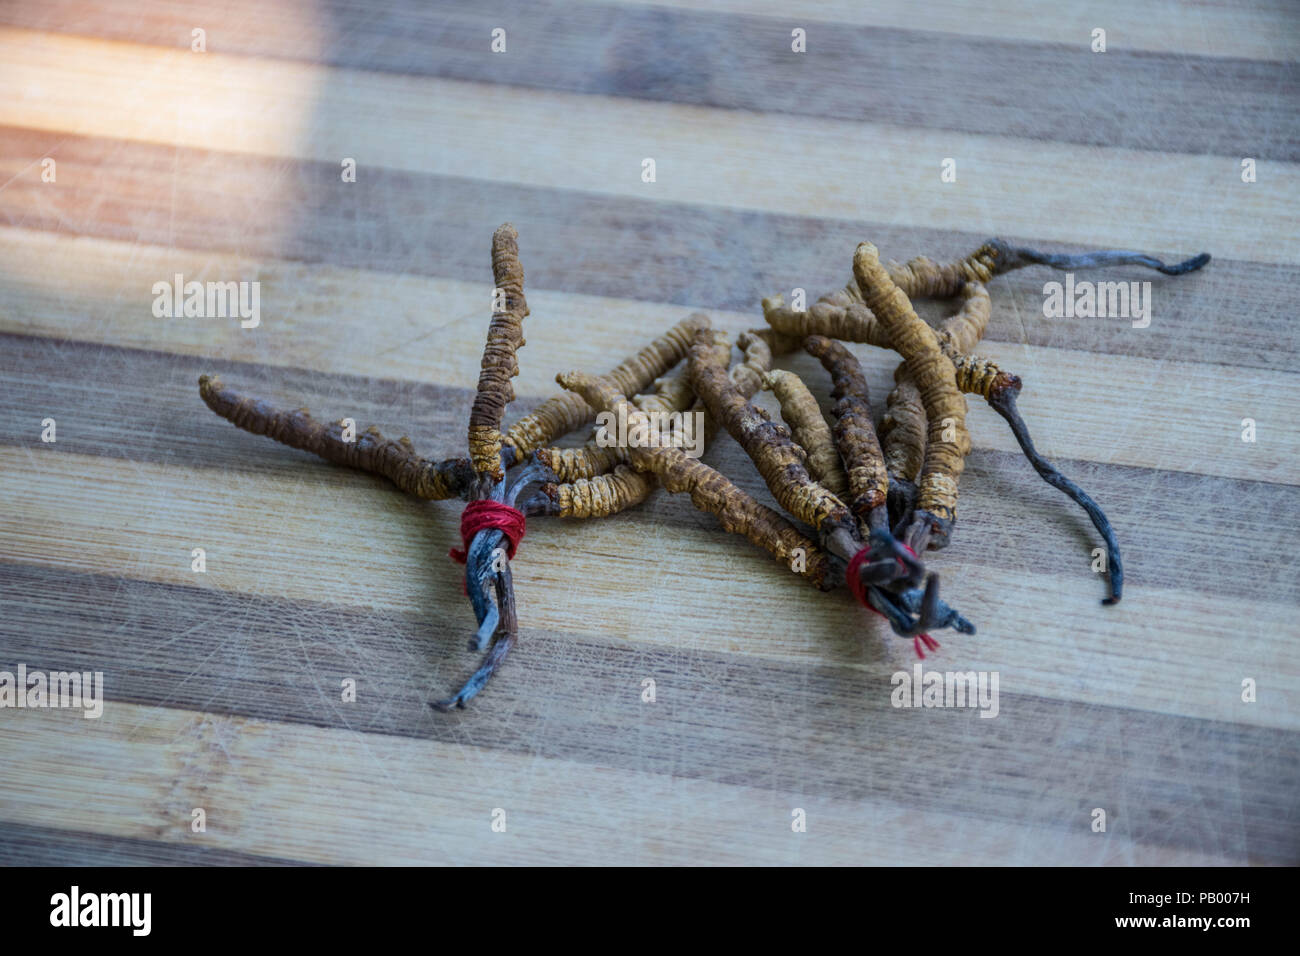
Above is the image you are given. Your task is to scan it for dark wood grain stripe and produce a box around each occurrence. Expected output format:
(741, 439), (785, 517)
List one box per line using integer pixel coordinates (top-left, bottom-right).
(0, 126), (1286, 373)
(2, 332), (1294, 605)
(0, 821), (314, 866)
(1, 0), (1294, 158)
(0, 562), (1294, 863)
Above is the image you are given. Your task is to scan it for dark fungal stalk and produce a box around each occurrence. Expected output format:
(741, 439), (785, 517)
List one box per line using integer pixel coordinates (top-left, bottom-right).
(984, 241), (1211, 277)
(979, 374), (1124, 605)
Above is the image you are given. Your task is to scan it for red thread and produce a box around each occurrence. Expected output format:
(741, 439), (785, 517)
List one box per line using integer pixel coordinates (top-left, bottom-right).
(847, 542), (935, 658)
(449, 500), (527, 565)
(914, 633), (941, 660)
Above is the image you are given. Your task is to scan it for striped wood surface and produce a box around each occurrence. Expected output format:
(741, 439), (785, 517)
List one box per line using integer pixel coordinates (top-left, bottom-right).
(0, 1), (1297, 865)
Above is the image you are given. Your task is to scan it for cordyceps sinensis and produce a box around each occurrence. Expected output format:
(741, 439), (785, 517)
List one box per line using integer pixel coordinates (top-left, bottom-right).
(800, 336), (888, 534)
(761, 369), (849, 499)
(554, 369), (834, 588)
(510, 312), (709, 476)
(686, 329), (857, 552)
(762, 285), (995, 384)
(197, 224), (557, 710)
(950, 352), (1126, 605)
(852, 242), (970, 555)
(468, 224), (530, 481)
(874, 239), (1211, 301)
(686, 328), (966, 641)
(879, 281), (991, 529)
(791, 334), (969, 644)
(762, 272), (1134, 602)
(529, 327), (735, 518)
(535, 319), (722, 484)
(198, 375), (476, 500)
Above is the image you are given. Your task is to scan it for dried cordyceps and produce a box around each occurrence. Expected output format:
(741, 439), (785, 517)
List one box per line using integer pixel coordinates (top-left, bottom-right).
(686, 327), (957, 638)
(762, 288), (993, 377)
(198, 218), (1210, 706)
(762, 288), (888, 347)
(468, 224), (530, 480)
(878, 239), (1211, 300)
(880, 375), (926, 526)
(507, 312), (708, 467)
(687, 329), (856, 551)
(555, 369), (833, 587)
(878, 282), (990, 529)
(852, 242), (970, 554)
(536, 319), (719, 483)
(762, 369), (850, 498)
(198, 375), (475, 499)
(534, 463), (656, 519)
(534, 329), (762, 523)
(801, 335), (888, 533)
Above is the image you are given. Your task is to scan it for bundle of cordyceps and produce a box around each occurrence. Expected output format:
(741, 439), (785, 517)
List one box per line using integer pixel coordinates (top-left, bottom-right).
(200, 225), (1209, 708)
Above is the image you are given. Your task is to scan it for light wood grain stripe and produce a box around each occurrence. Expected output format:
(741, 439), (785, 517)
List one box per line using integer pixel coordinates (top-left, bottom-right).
(0, 29), (1293, 264)
(1, 137), (1289, 372)
(0, 231), (1293, 485)
(2, 558), (1295, 866)
(602, 0), (1300, 61)
(1, 449), (1295, 730)
(2, 330), (1295, 608)
(0, 700), (1262, 864)
(1, 2), (1292, 157)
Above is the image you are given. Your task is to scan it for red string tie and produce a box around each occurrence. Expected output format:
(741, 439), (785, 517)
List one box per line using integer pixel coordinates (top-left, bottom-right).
(448, 500), (527, 565)
(846, 542), (938, 659)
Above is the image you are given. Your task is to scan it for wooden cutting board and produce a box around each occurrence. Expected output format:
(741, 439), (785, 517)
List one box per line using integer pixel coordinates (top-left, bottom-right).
(0, 0), (1296, 865)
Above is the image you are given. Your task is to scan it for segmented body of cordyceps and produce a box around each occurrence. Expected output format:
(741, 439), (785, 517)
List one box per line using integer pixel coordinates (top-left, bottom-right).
(761, 290), (889, 347)
(542, 463), (656, 518)
(198, 375), (475, 499)
(801, 336), (888, 531)
(762, 284), (1002, 400)
(539, 329), (734, 517)
(880, 374), (926, 515)
(879, 280), (992, 522)
(514, 314), (711, 480)
(536, 441), (626, 483)
(502, 391), (592, 460)
(748, 326), (803, 361)
(556, 370), (832, 586)
(468, 224), (530, 479)
(874, 273), (1122, 602)
(938, 280), (992, 353)
(877, 243), (1002, 300)
(536, 325), (728, 482)
(729, 330), (776, 394)
(852, 243), (969, 551)
(763, 369), (849, 498)
(952, 353), (1019, 400)
(688, 330), (857, 551)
